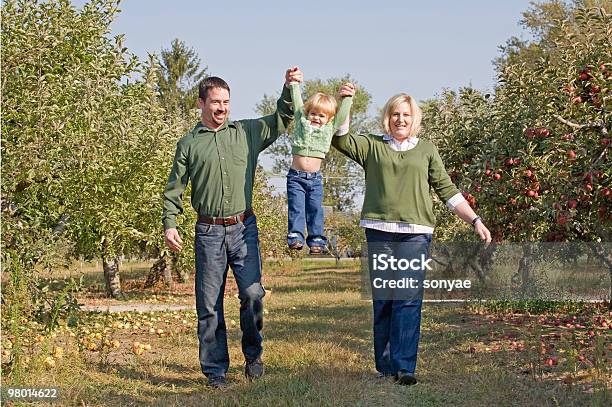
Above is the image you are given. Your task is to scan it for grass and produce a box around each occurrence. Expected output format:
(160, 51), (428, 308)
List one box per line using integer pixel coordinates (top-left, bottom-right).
(1, 259), (610, 406)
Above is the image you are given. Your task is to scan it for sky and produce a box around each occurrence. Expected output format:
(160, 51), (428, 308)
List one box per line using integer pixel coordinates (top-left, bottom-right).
(72, 0), (536, 196)
(73, 0), (534, 118)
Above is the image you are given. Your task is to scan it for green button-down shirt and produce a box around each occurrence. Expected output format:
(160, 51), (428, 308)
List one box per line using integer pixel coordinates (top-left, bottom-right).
(162, 85), (294, 230)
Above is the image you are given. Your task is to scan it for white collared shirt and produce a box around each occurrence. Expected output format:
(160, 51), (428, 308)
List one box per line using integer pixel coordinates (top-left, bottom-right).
(359, 135), (466, 234)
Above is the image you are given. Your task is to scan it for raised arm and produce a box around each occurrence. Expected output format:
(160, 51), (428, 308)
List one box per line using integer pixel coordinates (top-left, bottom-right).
(333, 82), (356, 135)
(332, 82), (355, 132)
(241, 67), (303, 153)
(290, 82), (304, 112)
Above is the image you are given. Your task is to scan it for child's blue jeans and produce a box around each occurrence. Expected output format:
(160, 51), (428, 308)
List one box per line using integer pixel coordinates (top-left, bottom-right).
(286, 168), (327, 248)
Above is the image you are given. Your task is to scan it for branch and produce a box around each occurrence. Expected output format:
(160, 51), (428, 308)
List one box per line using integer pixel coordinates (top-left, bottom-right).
(553, 115), (607, 134)
(592, 144), (609, 167)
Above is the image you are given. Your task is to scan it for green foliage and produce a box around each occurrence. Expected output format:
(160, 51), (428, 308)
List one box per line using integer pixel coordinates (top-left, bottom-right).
(424, 3), (611, 243)
(325, 211), (364, 260)
(252, 166), (289, 260)
(155, 38), (207, 114)
(1, 0), (197, 373)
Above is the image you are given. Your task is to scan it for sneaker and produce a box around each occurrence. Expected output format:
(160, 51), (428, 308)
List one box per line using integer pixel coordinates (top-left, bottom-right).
(207, 376), (227, 388)
(245, 357), (264, 380)
(309, 246), (325, 255)
(395, 371), (417, 386)
(288, 241), (304, 250)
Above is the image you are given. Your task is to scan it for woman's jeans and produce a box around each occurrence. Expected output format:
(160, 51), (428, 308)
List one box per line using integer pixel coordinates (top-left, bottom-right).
(286, 168), (327, 248)
(194, 215), (265, 379)
(365, 228), (432, 375)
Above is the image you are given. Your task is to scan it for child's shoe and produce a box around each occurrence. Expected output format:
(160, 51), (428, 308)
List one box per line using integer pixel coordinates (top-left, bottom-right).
(309, 246), (326, 255)
(289, 241), (304, 250)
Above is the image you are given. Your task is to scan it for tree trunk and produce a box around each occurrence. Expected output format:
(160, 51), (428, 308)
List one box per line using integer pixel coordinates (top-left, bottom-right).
(145, 253), (171, 288)
(516, 243), (536, 298)
(170, 251), (189, 283)
(102, 255), (123, 299)
(587, 242), (612, 310)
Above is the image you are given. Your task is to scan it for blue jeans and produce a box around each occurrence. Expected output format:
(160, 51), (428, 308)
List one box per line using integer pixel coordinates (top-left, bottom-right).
(194, 215), (265, 379)
(286, 168), (327, 248)
(365, 228), (432, 375)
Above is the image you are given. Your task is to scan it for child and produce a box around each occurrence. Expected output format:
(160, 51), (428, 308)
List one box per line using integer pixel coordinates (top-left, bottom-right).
(286, 79), (354, 254)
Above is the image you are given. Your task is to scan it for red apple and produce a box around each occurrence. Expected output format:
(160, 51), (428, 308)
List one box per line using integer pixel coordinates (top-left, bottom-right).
(485, 169), (492, 176)
(602, 188), (611, 198)
(525, 128), (536, 138)
(592, 96), (602, 108)
(505, 158), (514, 167)
(567, 150), (577, 159)
(561, 133), (574, 141)
(578, 72), (590, 81)
(568, 199), (578, 209)
(585, 183), (593, 192)
(590, 85), (601, 94)
(493, 173), (501, 180)
(601, 138), (610, 146)
(572, 96), (583, 104)
(536, 128), (550, 137)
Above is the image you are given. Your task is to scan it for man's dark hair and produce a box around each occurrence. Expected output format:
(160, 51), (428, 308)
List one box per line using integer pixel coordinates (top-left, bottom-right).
(198, 76), (230, 101)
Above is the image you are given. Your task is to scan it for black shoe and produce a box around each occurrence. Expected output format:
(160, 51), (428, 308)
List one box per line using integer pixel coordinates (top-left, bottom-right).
(289, 241), (304, 250)
(395, 371), (417, 386)
(245, 357), (264, 380)
(207, 376), (227, 388)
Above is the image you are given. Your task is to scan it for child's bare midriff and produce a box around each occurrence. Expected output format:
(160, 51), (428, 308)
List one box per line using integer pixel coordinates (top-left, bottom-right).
(291, 155), (323, 172)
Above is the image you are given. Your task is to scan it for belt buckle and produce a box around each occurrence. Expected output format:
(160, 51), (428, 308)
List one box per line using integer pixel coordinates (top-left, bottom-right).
(223, 216), (233, 226)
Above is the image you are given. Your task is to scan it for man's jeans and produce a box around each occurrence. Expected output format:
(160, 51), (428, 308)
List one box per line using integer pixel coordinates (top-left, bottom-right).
(194, 215), (265, 379)
(365, 228), (432, 375)
(286, 168), (327, 248)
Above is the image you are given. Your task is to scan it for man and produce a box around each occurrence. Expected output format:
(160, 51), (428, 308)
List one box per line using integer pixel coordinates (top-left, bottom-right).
(162, 67), (303, 388)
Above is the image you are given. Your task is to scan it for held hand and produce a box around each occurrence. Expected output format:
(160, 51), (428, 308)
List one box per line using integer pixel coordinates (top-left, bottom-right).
(474, 221), (492, 246)
(337, 82), (356, 98)
(285, 66), (303, 85)
(164, 228), (183, 252)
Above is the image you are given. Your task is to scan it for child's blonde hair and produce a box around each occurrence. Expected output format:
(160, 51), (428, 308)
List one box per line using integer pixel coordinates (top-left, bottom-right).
(303, 92), (337, 118)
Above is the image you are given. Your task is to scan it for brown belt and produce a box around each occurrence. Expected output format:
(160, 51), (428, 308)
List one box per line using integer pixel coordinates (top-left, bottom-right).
(198, 208), (254, 226)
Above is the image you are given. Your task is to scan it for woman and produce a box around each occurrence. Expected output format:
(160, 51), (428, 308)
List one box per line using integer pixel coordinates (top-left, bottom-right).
(332, 87), (491, 385)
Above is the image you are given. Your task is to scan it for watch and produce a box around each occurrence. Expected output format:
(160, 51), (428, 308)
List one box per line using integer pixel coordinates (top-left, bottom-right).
(471, 216), (482, 227)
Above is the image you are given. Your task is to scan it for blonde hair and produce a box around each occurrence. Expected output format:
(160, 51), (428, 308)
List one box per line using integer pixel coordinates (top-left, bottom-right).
(303, 92), (337, 118)
(381, 93), (422, 137)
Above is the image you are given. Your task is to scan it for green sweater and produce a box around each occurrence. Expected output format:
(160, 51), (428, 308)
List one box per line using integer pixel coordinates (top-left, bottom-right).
(162, 85), (294, 230)
(289, 83), (352, 158)
(331, 133), (460, 227)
